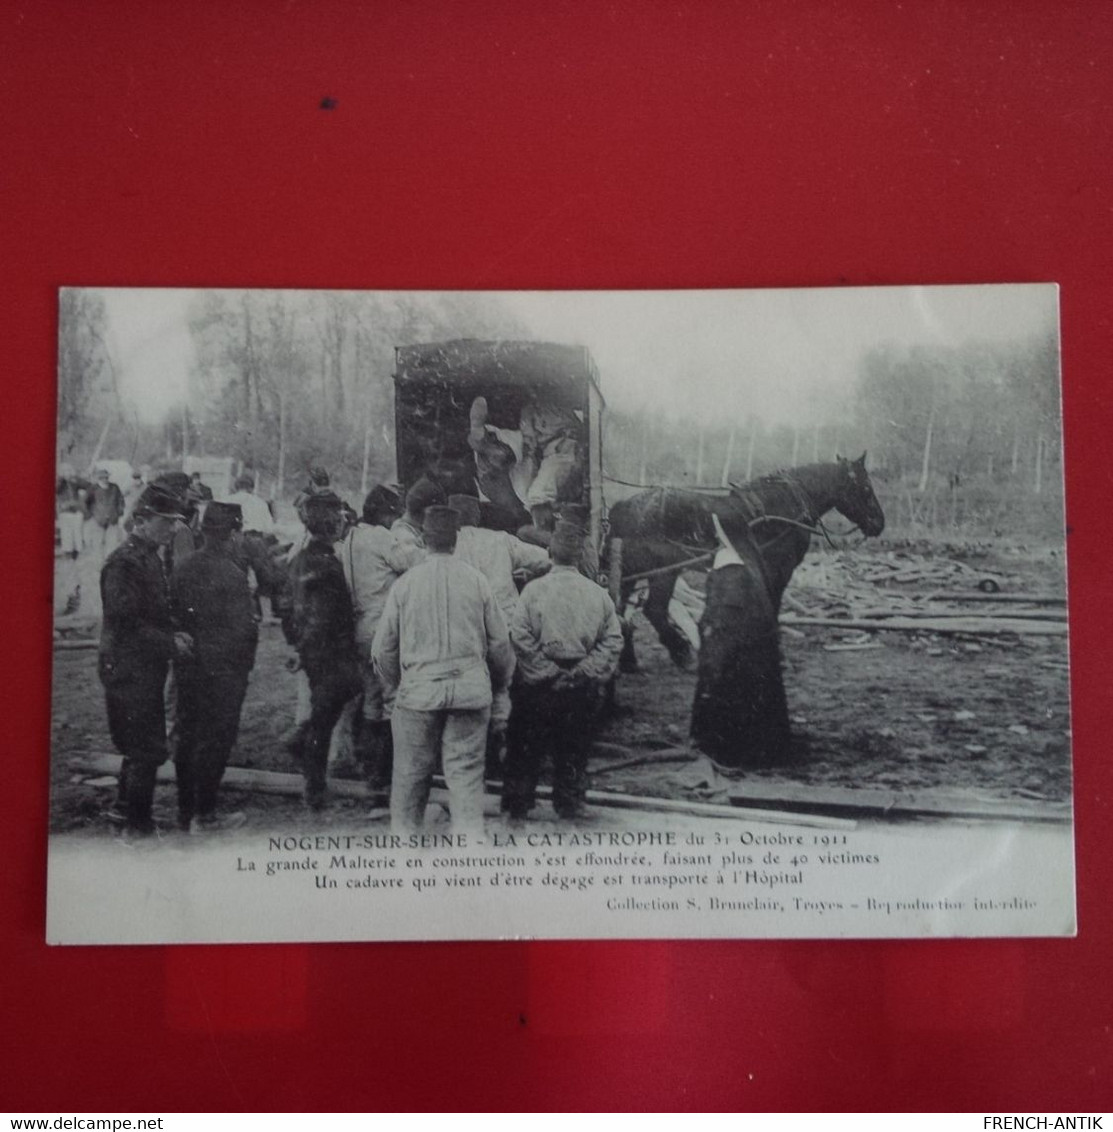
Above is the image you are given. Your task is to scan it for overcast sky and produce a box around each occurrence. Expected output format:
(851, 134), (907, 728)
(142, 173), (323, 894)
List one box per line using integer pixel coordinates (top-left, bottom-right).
(98, 284), (1058, 426)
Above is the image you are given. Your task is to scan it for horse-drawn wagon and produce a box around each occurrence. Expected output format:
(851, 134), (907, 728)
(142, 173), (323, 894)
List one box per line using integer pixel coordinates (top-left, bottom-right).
(392, 338), (889, 773)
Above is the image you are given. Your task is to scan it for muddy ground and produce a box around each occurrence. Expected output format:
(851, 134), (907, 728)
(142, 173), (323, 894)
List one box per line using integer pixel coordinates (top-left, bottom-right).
(49, 536), (1070, 834)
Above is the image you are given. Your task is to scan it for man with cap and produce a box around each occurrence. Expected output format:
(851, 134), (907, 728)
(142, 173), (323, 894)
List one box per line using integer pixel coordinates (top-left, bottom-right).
(447, 492), (550, 772)
(554, 502), (600, 581)
(87, 467), (126, 560)
(502, 521), (624, 821)
(282, 491), (362, 810)
(121, 468), (146, 525)
(338, 484), (425, 804)
(56, 465), (89, 609)
(391, 478), (444, 552)
(292, 465), (332, 521)
(189, 471), (214, 501)
(372, 506), (514, 834)
(149, 471), (206, 770)
(170, 502), (256, 833)
(99, 484), (194, 835)
(56, 465), (89, 557)
(151, 470), (205, 572)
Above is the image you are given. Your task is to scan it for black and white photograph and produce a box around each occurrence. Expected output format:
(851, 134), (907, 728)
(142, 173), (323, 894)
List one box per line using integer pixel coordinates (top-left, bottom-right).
(47, 284), (1073, 944)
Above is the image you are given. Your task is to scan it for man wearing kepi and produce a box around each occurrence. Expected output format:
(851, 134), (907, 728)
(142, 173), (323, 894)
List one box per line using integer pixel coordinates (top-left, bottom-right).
(339, 484), (425, 805)
(502, 521), (624, 821)
(169, 502), (255, 834)
(99, 484), (193, 836)
(283, 492), (362, 810)
(372, 506), (514, 834)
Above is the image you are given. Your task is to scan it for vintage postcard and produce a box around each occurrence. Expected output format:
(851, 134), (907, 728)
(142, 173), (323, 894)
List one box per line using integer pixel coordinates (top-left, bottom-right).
(47, 284), (1073, 944)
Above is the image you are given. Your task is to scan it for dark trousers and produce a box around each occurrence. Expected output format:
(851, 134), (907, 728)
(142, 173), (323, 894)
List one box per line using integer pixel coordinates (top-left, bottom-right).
(354, 718), (393, 795)
(502, 681), (600, 818)
(175, 668), (250, 825)
(293, 660), (361, 804)
(104, 670), (168, 832)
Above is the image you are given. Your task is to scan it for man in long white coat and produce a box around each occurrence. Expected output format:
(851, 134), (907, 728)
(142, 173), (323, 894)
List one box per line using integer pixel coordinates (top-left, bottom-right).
(372, 506), (514, 834)
(447, 493), (550, 772)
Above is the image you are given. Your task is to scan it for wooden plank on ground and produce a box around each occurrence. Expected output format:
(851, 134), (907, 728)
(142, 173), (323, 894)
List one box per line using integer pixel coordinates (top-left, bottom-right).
(71, 752), (855, 830)
(925, 592), (1066, 605)
(727, 780), (1070, 824)
(850, 608), (1066, 623)
(780, 614), (1067, 636)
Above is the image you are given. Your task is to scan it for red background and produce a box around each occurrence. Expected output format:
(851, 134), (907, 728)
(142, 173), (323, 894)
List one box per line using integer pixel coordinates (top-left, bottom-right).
(3, 0), (1111, 1112)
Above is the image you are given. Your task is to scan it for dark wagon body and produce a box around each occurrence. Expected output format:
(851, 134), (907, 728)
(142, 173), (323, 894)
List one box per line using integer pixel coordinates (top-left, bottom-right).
(393, 339), (607, 550)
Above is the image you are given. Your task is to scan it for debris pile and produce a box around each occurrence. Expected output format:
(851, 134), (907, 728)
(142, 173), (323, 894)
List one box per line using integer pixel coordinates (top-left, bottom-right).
(781, 548), (1066, 650)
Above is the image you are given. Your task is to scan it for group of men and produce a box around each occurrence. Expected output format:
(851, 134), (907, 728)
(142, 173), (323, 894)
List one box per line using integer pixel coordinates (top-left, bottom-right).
(97, 468), (624, 839)
(56, 465), (130, 561)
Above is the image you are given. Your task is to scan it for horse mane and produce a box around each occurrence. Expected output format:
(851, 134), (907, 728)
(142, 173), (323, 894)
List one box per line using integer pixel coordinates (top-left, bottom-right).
(733, 460), (844, 493)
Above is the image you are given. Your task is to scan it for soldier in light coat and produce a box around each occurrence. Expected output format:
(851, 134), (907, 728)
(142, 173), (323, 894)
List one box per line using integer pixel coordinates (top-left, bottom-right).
(503, 522), (623, 821)
(372, 506), (514, 834)
(447, 493), (550, 774)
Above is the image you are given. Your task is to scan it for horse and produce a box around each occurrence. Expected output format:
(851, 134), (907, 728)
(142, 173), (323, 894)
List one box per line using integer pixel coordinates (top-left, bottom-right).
(607, 454), (886, 671)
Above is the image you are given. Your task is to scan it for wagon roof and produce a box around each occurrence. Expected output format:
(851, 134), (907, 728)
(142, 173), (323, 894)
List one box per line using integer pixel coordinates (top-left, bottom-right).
(395, 339), (602, 403)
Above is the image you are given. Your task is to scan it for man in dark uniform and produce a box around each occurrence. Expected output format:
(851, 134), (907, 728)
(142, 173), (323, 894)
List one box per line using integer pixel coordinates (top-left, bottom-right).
(282, 491), (362, 809)
(170, 502), (256, 834)
(99, 484), (193, 836)
(189, 471), (214, 501)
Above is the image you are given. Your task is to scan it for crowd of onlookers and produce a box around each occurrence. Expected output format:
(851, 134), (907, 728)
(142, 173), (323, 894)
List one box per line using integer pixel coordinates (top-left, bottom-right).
(68, 457), (624, 842)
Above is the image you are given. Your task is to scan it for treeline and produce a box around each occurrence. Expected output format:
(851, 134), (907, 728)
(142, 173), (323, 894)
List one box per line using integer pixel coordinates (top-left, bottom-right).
(58, 290), (526, 497)
(602, 331), (1063, 537)
(605, 332), (1059, 490)
(59, 291), (1062, 534)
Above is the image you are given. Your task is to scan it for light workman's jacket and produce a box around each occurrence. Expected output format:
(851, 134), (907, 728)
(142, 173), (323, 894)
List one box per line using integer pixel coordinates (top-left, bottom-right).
(339, 522), (425, 647)
(390, 515), (424, 552)
(372, 553), (514, 711)
(510, 565), (623, 687)
(222, 490), (274, 534)
(453, 525), (550, 625)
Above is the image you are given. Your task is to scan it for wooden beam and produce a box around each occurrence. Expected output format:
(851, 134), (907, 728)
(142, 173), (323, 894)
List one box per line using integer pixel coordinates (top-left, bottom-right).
(71, 752), (855, 830)
(780, 614), (1067, 636)
(728, 779), (1071, 824)
(924, 592), (1066, 605)
(848, 608), (1066, 624)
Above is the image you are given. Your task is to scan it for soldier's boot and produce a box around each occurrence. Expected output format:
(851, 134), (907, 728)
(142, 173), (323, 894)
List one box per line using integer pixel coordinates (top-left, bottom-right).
(105, 760), (131, 826)
(285, 721), (310, 764)
(304, 776), (328, 812)
(122, 762), (159, 835)
(303, 747), (329, 812)
(190, 811), (247, 835)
